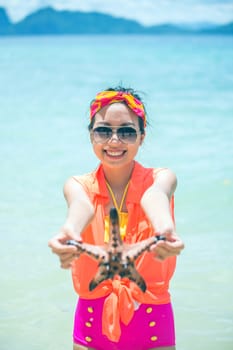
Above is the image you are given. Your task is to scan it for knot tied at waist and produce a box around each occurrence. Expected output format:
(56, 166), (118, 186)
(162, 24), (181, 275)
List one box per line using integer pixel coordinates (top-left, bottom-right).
(102, 278), (138, 342)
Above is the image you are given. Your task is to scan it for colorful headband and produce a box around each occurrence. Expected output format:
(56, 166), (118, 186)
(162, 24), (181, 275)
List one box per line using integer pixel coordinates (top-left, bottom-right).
(90, 91), (146, 127)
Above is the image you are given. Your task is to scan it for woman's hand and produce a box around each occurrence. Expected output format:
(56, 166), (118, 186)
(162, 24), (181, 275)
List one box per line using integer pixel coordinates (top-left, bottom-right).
(48, 225), (82, 269)
(150, 230), (184, 261)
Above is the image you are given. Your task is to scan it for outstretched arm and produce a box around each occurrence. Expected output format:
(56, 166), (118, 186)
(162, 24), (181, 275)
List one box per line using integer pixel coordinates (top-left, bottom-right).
(48, 177), (95, 268)
(140, 169), (184, 260)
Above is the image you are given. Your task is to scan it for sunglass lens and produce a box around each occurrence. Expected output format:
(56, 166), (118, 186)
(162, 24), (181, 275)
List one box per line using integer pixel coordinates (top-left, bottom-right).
(93, 127), (112, 142)
(118, 127), (137, 143)
(92, 126), (138, 143)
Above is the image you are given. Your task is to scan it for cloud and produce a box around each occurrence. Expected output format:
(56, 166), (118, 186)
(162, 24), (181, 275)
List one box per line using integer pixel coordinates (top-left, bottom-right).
(0, 0), (233, 24)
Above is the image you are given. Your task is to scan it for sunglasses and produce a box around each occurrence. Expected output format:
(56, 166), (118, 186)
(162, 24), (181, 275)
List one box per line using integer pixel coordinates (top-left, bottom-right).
(91, 125), (140, 144)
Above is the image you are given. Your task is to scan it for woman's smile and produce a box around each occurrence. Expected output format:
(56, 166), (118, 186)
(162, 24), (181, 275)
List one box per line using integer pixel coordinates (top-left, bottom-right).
(91, 103), (144, 169)
(104, 149), (127, 159)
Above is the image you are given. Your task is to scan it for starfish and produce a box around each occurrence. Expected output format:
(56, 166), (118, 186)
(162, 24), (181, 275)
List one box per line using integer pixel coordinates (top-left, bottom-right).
(67, 208), (165, 292)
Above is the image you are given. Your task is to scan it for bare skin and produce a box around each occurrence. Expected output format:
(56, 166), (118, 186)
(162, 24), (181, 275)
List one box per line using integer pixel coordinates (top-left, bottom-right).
(48, 103), (184, 350)
(48, 105), (184, 267)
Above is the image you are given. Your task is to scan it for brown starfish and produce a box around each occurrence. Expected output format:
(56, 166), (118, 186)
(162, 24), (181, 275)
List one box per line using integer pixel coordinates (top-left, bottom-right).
(67, 208), (165, 292)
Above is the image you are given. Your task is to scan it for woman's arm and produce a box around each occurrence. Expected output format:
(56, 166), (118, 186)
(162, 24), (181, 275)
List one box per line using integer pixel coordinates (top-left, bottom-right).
(141, 168), (184, 260)
(48, 177), (95, 268)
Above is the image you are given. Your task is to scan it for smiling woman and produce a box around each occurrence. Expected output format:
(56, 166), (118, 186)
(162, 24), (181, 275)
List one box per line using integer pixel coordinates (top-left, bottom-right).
(48, 85), (184, 350)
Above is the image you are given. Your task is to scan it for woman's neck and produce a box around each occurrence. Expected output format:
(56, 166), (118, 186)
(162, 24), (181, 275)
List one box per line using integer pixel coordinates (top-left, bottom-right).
(102, 161), (135, 190)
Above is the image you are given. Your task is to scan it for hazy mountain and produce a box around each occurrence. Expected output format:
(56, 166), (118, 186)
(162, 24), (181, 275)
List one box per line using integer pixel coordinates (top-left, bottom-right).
(143, 23), (191, 35)
(199, 22), (233, 35)
(0, 7), (11, 34)
(177, 22), (220, 30)
(1, 7), (144, 35)
(0, 7), (232, 36)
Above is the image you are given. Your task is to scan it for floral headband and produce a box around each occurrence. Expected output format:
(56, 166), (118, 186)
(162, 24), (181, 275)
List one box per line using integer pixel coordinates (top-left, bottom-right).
(90, 90), (146, 127)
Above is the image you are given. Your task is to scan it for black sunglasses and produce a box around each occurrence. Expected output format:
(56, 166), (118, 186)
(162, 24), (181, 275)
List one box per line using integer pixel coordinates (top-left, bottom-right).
(91, 126), (140, 144)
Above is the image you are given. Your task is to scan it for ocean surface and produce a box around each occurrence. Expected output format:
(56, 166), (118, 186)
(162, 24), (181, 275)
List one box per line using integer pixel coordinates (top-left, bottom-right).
(0, 35), (232, 350)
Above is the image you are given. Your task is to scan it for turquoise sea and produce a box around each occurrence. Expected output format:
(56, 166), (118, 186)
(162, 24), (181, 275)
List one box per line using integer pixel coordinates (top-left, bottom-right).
(0, 35), (233, 350)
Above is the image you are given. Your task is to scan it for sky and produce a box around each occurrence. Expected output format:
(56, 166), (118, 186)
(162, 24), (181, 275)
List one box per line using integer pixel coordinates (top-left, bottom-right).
(0, 0), (233, 25)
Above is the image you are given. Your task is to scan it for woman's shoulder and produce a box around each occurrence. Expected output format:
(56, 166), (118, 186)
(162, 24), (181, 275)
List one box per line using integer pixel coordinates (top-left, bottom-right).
(65, 165), (103, 196)
(136, 161), (173, 172)
(72, 172), (94, 184)
(68, 165), (100, 186)
(152, 167), (177, 180)
(137, 162), (176, 180)
(151, 167), (177, 196)
(62, 170), (94, 194)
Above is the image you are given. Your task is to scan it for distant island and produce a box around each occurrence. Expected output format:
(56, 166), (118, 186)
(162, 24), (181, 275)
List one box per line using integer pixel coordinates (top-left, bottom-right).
(0, 6), (232, 36)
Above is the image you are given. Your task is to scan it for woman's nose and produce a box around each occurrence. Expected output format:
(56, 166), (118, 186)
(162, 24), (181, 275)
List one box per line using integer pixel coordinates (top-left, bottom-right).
(108, 131), (121, 143)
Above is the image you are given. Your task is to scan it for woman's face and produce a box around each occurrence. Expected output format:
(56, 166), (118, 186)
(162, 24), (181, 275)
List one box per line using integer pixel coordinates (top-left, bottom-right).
(90, 103), (145, 169)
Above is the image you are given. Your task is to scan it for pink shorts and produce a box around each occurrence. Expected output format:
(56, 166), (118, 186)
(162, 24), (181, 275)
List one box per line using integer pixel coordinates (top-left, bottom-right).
(73, 296), (175, 350)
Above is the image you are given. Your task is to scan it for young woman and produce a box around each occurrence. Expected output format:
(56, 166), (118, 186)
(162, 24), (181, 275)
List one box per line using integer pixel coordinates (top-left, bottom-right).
(48, 87), (184, 350)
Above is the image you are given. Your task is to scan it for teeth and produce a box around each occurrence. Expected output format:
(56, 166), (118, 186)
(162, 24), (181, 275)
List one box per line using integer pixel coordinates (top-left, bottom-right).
(106, 151), (124, 156)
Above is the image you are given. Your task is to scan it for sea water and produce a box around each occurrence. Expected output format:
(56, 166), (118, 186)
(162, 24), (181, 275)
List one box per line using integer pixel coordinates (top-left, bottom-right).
(0, 35), (232, 350)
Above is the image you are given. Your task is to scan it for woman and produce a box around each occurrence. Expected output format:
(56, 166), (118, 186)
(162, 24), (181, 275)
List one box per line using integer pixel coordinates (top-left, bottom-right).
(48, 87), (184, 350)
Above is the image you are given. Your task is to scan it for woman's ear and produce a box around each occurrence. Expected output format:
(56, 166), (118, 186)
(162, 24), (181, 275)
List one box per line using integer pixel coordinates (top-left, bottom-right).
(89, 131), (94, 143)
(140, 132), (146, 145)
